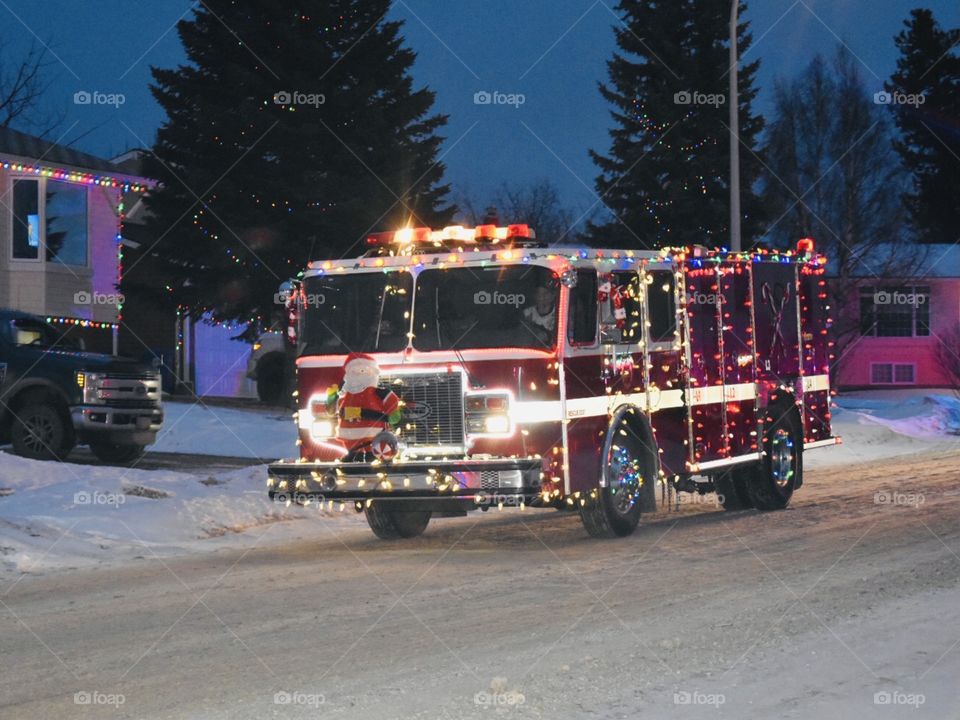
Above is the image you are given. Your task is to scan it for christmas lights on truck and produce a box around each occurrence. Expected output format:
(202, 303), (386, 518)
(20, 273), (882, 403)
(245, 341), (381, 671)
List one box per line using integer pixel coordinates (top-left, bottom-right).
(267, 226), (838, 539)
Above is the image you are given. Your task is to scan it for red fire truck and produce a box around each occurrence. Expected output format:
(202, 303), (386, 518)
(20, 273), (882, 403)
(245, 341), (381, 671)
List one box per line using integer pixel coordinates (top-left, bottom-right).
(268, 226), (838, 539)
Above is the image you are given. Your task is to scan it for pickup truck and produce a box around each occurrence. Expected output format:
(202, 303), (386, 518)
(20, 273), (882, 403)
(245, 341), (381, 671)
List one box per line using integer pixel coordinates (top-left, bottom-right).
(0, 309), (163, 464)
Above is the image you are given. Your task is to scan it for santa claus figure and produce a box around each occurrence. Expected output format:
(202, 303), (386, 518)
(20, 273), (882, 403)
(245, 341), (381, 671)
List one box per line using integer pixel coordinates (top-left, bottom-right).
(326, 353), (401, 459)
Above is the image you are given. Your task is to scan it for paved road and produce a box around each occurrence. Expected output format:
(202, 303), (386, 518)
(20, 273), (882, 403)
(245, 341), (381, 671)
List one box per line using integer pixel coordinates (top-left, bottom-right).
(1, 451), (959, 719)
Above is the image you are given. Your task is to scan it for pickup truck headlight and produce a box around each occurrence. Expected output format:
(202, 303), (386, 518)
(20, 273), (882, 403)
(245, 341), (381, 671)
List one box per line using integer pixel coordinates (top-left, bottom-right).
(77, 372), (105, 404)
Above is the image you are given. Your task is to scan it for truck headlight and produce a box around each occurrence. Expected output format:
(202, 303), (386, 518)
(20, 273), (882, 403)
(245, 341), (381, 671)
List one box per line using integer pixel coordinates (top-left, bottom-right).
(483, 414), (511, 434)
(78, 372), (105, 404)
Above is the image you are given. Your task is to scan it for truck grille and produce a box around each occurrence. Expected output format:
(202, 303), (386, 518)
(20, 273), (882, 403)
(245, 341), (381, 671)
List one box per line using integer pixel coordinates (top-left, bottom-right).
(100, 374), (161, 408)
(381, 371), (464, 451)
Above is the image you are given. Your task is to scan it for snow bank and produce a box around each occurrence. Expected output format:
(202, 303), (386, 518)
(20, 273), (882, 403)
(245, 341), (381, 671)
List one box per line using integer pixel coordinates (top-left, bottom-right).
(0, 451), (357, 576)
(151, 401), (297, 459)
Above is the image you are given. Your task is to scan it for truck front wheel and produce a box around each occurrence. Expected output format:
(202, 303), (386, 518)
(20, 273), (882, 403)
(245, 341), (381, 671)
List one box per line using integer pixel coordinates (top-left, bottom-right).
(580, 409), (657, 538)
(364, 502), (431, 539)
(11, 402), (73, 461)
(89, 441), (146, 466)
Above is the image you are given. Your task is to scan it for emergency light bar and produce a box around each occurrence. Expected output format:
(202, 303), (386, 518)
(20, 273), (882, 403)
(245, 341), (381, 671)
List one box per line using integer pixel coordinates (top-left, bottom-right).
(366, 224), (536, 248)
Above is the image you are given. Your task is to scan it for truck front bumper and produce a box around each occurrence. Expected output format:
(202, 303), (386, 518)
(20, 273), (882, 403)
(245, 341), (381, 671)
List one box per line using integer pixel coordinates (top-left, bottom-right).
(71, 405), (164, 445)
(267, 457), (544, 504)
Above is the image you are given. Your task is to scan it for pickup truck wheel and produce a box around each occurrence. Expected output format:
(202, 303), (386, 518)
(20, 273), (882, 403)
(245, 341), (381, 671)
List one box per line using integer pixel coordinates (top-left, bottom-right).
(715, 469), (754, 510)
(364, 502), (431, 539)
(744, 409), (802, 511)
(89, 442), (146, 466)
(580, 411), (655, 538)
(11, 403), (72, 461)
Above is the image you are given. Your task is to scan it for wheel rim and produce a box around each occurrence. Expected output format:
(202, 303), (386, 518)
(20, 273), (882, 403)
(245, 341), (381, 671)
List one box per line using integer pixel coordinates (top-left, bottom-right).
(770, 428), (795, 488)
(607, 437), (644, 515)
(23, 413), (56, 455)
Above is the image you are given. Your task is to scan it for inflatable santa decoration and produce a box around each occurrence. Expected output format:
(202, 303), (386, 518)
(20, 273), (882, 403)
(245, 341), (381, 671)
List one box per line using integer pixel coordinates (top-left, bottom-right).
(326, 353), (401, 459)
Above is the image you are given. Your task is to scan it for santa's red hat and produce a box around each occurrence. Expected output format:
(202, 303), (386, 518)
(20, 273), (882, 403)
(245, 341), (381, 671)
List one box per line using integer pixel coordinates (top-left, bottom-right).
(343, 352), (377, 373)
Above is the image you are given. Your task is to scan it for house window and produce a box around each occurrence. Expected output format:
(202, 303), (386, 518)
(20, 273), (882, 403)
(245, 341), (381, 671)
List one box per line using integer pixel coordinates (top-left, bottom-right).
(45, 180), (88, 266)
(860, 286), (930, 337)
(871, 362), (916, 385)
(12, 179), (40, 260)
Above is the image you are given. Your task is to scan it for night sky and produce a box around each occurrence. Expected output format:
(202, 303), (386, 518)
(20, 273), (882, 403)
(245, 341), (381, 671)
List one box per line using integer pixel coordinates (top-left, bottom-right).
(3, 0), (958, 225)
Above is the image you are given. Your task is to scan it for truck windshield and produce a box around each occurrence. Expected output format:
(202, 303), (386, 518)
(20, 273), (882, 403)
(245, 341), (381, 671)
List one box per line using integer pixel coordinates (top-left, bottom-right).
(413, 265), (557, 351)
(301, 272), (412, 354)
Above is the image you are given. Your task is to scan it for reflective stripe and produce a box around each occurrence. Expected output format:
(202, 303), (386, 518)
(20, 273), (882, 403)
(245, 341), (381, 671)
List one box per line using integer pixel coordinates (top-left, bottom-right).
(801, 374), (830, 393)
(687, 453), (762, 472)
(687, 382), (757, 406)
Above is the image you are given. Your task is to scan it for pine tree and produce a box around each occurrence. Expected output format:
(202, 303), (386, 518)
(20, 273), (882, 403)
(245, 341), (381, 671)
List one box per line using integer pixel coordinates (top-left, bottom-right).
(142, 0), (453, 323)
(889, 8), (960, 244)
(589, 0), (764, 249)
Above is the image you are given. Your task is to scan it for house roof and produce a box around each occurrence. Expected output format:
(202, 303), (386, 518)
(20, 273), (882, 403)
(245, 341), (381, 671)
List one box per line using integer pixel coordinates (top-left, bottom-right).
(829, 243), (960, 280)
(0, 125), (121, 174)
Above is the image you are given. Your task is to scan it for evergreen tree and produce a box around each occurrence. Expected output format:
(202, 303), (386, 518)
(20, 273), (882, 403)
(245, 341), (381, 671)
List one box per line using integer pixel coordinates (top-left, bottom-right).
(889, 8), (960, 244)
(142, 0), (453, 323)
(589, 0), (764, 248)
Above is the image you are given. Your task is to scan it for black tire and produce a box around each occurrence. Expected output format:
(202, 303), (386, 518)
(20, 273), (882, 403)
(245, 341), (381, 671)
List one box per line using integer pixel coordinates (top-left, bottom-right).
(256, 354), (286, 405)
(364, 502), (431, 539)
(743, 406), (803, 511)
(715, 469), (754, 510)
(11, 402), (73, 461)
(580, 409), (658, 538)
(89, 442), (146, 466)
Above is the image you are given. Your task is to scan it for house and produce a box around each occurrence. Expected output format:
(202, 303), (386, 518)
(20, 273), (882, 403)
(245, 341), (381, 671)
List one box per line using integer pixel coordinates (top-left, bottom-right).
(834, 244), (960, 389)
(115, 149), (258, 399)
(0, 127), (150, 354)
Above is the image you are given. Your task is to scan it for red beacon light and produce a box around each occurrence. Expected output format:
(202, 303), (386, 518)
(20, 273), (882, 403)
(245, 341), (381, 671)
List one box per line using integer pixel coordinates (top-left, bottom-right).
(797, 237), (816, 257)
(507, 224), (534, 239)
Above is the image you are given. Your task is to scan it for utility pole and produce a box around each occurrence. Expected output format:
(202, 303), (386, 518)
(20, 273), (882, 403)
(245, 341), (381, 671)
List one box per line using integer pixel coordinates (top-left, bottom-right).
(729, 0), (742, 252)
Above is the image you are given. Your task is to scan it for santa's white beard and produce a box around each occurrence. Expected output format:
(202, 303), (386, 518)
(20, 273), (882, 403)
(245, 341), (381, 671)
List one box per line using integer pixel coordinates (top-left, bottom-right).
(342, 369), (377, 394)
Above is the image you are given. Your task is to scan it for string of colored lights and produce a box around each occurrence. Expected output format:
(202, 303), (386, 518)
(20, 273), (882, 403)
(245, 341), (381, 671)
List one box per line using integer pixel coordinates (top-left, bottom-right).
(0, 159), (149, 193)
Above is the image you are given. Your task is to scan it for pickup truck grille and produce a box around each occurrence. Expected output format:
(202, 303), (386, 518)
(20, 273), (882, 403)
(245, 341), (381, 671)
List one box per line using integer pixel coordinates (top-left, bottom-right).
(380, 372), (464, 451)
(99, 374), (161, 407)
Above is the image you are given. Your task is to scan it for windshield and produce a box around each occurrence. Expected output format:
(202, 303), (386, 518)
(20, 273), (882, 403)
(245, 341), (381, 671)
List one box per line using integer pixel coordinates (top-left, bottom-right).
(413, 265), (557, 351)
(301, 272), (412, 354)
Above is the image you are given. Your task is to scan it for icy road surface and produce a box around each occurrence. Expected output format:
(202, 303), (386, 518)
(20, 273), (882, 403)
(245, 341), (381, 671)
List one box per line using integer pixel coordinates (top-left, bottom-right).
(1, 448), (959, 719)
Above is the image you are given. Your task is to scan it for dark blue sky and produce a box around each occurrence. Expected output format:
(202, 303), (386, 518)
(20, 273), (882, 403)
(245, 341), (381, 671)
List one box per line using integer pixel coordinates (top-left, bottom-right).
(3, 0), (958, 224)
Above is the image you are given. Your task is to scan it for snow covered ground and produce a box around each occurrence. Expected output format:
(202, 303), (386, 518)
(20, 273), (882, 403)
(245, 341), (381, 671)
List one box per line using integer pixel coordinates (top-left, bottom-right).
(0, 391), (957, 576)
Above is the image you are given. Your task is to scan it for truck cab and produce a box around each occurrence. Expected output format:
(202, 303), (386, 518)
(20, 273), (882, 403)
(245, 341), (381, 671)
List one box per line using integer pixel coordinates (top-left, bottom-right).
(0, 310), (163, 463)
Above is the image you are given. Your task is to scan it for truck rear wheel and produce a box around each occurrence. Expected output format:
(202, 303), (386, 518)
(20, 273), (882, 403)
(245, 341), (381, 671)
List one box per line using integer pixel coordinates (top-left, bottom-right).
(364, 502), (431, 539)
(743, 408), (803, 511)
(580, 410), (657, 538)
(11, 402), (73, 461)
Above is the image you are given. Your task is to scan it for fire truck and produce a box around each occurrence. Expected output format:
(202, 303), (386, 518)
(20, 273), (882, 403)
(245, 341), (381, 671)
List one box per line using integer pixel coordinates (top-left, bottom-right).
(267, 225), (837, 539)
